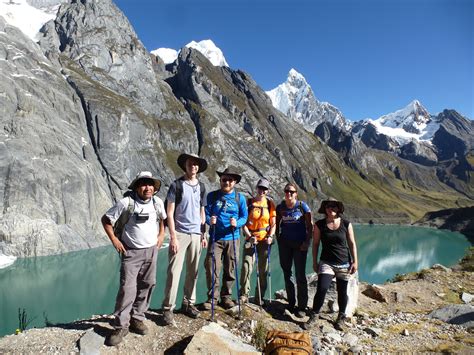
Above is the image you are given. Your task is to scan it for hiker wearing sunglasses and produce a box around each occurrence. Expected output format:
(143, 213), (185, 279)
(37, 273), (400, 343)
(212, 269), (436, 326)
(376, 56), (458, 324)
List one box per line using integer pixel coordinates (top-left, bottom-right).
(303, 197), (358, 331)
(276, 182), (312, 318)
(239, 178), (276, 306)
(203, 167), (248, 310)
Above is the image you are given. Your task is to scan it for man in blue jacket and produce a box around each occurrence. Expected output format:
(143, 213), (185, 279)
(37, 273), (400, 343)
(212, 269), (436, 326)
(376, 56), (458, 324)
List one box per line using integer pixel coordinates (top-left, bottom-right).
(203, 167), (248, 310)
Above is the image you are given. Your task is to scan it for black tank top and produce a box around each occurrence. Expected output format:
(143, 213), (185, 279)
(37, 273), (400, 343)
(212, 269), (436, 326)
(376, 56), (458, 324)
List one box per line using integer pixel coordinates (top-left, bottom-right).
(316, 218), (351, 265)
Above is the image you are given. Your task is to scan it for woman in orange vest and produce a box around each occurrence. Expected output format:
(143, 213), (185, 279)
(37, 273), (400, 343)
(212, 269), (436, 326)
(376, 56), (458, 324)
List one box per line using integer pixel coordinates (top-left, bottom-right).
(239, 178), (276, 306)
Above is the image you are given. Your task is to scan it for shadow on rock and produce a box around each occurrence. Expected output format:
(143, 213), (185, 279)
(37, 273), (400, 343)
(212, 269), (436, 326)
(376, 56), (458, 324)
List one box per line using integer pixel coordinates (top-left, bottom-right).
(164, 335), (193, 354)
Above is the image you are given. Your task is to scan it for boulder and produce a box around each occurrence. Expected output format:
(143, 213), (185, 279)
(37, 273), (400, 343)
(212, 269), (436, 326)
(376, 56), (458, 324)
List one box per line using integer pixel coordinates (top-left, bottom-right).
(184, 323), (259, 355)
(361, 284), (388, 303)
(428, 304), (474, 328)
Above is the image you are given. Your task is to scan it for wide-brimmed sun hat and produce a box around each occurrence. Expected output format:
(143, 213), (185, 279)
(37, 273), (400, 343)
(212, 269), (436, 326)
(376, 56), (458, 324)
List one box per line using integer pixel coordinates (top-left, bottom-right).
(128, 171), (161, 192)
(177, 153), (208, 173)
(318, 197), (345, 214)
(216, 167), (242, 184)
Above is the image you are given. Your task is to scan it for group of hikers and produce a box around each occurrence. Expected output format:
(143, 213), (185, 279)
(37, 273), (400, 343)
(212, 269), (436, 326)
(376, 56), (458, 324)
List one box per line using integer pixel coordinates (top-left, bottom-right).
(101, 153), (358, 346)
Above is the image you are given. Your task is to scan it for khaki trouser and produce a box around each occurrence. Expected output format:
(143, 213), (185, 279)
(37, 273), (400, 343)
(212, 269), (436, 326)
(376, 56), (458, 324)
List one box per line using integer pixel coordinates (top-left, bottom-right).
(113, 245), (158, 329)
(204, 238), (240, 302)
(162, 232), (202, 311)
(240, 241), (269, 301)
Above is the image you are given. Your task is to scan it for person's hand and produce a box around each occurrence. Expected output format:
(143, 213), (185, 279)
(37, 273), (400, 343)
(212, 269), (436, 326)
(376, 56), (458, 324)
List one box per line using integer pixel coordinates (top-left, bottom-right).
(313, 261), (319, 273)
(300, 240), (310, 251)
(249, 236), (257, 245)
(266, 236), (273, 245)
(201, 236), (208, 248)
(210, 216), (217, 225)
(112, 237), (126, 255)
(230, 217), (237, 228)
(349, 261), (358, 274)
(169, 237), (179, 254)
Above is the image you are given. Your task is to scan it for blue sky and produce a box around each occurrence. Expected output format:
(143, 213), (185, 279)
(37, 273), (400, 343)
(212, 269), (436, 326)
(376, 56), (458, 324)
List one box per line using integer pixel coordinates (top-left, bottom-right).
(114, 0), (473, 121)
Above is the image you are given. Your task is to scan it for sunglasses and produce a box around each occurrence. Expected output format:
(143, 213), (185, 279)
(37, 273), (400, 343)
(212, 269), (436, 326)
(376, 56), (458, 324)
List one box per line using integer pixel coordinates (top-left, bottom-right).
(284, 190), (297, 194)
(221, 177), (235, 183)
(326, 203), (338, 209)
(257, 186), (268, 191)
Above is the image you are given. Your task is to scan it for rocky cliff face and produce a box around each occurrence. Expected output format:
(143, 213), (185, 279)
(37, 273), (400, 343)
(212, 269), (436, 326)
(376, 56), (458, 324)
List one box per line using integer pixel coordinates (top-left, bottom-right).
(0, 16), (110, 257)
(0, 0), (473, 258)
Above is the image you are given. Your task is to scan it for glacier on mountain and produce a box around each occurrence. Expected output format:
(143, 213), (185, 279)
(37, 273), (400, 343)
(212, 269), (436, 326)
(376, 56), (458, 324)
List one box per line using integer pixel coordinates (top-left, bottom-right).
(266, 68), (348, 132)
(152, 39), (228, 67)
(369, 100), (440, 145)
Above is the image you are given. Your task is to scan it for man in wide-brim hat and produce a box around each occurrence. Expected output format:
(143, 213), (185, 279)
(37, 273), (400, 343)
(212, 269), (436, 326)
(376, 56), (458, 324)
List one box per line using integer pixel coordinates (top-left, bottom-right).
(162, 153), (208, 324)
(216, 167), (242, 184)
(102, 171), (166, 346)
(177, 153), (208, 173)
(202, 166), (248, 310)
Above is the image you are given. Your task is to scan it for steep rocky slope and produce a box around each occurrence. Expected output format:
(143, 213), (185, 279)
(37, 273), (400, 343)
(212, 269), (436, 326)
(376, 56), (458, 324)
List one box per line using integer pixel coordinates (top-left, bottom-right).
(0, 0), (473, 259)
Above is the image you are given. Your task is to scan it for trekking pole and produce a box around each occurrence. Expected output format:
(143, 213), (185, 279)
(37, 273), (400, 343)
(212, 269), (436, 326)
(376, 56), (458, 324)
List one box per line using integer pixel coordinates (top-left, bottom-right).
(210, 223), (216, 321)
(231, 227), (242, 320)
(254, 242), (262, 308)
(267, 243), (272, 302)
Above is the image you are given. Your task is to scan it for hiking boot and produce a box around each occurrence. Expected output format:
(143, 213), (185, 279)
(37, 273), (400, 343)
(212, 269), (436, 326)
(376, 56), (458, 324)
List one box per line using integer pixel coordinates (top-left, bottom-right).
(106, 328), (129, 346)
(129, 318), (148, 335)
(295, 309), (307, 318)
(181, 303), (200, 319)
(240, 295), (249, 304)
(162, 310), (174, 325)
(220, 298), (235, 310)
(334, 313), (347, 331)
(301, 312), (318, 330)
(201, 299), (216, 311)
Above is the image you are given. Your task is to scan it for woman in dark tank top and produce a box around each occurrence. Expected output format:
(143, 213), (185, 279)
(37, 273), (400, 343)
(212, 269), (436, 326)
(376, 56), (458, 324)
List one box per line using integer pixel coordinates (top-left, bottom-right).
(302, 198), (358, 331)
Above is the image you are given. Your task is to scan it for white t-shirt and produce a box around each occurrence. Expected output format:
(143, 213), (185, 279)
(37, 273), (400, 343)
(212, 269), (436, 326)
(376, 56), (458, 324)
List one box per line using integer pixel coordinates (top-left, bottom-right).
(106, 195), (166, 249)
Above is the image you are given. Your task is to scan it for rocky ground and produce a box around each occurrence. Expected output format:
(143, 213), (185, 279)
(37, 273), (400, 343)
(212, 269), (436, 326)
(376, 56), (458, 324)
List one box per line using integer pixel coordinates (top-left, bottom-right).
(0, 250), (473, 354)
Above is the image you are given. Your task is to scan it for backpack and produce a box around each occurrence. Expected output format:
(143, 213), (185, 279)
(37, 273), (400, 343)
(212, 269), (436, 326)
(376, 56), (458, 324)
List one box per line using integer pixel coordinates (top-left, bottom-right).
(247, 196), (275, 220)
(164, 177), (206, 226)
(113, 191), (162, 239)
(264, 331), (312, 355)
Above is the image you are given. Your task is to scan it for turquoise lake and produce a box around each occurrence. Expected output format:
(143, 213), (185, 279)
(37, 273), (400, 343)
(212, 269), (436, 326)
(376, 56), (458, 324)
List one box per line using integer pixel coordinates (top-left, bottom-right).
(0, 225), (470, 336)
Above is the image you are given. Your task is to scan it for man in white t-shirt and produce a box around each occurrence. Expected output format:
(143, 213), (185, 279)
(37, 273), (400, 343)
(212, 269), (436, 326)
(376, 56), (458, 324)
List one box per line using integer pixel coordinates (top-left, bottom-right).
(162, 153), (208, 325)
(101, 171), (166, 346)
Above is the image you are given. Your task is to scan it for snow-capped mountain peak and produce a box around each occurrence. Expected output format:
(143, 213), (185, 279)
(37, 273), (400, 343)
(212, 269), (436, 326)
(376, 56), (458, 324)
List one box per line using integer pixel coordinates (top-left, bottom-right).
(185, 39), (228, 67)
(266, 69), (347, 132)
(151, 39), (228, 67)
(0, 0), (61, 41)
(150, 47), (178, 64)
(369, 100), (439, 143)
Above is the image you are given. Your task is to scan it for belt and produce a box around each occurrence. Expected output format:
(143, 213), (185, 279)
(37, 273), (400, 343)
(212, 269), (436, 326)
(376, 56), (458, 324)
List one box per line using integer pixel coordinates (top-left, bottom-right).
(248, 227), (268, 233)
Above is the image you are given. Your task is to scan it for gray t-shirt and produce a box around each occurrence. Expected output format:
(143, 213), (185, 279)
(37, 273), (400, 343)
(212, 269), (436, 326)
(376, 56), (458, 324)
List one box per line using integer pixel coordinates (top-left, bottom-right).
(167, 180), (205, 234)
(106, 196), (166, 249)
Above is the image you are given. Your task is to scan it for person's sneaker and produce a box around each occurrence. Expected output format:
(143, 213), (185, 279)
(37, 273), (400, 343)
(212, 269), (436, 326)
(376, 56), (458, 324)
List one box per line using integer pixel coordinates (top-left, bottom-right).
(239, 295), (249, 304)
(106, 328), (129, 346)
(220, 298), (235, 310)
(334, 313), (347, 331)
(162, 310), (174, 325)
(129, 318), (148, 335)
(181, 303), (200, 319)
(301, 312), (318, 330)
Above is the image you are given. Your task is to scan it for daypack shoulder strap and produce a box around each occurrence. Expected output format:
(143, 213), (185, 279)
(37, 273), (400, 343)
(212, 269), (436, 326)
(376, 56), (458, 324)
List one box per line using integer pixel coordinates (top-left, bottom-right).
(113, 196), (134, 238)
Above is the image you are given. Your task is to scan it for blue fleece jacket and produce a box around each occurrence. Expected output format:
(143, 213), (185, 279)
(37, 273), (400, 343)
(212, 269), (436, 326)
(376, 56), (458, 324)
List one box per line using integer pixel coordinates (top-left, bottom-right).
(205, 190), (248, 241)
